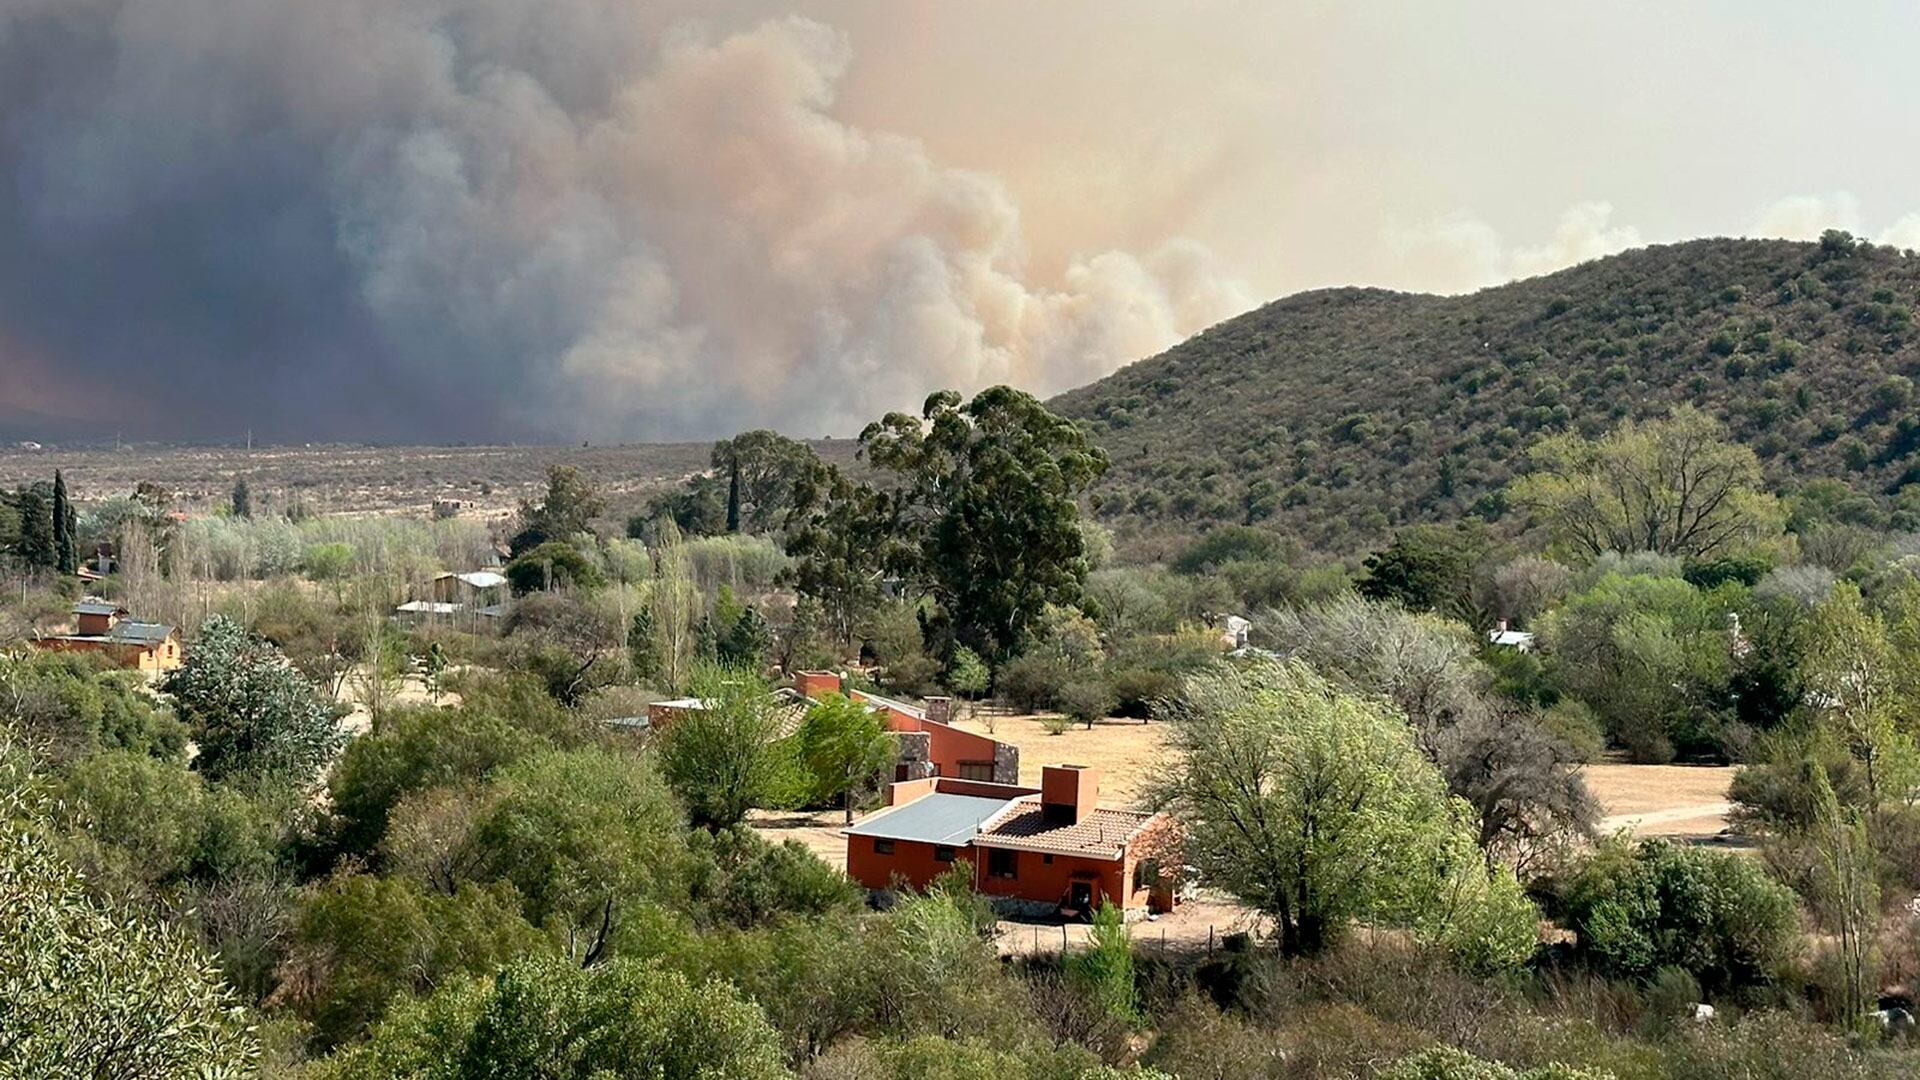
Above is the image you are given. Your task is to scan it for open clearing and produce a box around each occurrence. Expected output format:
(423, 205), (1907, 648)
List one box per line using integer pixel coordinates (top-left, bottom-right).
(949, 710), (1171, 806)
(1582, 762), (1738, 839)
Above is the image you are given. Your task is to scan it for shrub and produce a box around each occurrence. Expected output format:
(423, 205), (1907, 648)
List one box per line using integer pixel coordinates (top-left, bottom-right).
(997, 653), (1075, 713)
(1561, 838), (1800, 990)
(1058, 677), (1118, 730)
(1538, 700), (1607, 762)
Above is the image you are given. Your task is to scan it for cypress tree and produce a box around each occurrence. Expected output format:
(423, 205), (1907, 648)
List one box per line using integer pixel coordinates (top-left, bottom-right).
(51, 471), (75, 576)
(231, 478), (252, 519)
(725, 457), (742, 534)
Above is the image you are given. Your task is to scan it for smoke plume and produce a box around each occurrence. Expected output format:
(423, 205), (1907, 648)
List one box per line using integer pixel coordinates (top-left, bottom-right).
(0, 2), (1249, 441)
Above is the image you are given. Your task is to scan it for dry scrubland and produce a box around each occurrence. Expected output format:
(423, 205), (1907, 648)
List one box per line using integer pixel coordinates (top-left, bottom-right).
(0, 439), (857, 517)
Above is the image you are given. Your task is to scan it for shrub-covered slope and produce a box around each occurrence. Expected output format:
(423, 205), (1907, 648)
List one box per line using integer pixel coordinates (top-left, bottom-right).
(1054, 235), (1920, 552)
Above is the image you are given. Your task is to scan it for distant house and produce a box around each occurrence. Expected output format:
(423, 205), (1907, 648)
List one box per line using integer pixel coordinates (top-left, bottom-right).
(644, 687), (814, 740)
(1487, 620), (1536, 650)
(429, 571), (507, 606)
(33, 597), (182, 676)
(793, 671), (1018, 784)
(845, 764), (1179, 917)
(642, 672), (1020, 786)
(394, 571), (510, 623)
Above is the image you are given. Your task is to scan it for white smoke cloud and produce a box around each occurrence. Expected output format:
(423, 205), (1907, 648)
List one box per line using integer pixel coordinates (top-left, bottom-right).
(1382, 201), (1643, 294)
(1749, 192), (1867, 240)
(0, 4), (1251, 440)
(1882, 213), (1920, 252)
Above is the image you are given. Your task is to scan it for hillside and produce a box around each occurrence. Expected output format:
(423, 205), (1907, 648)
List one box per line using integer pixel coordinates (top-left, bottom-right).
(1053, 235), (1920, 554)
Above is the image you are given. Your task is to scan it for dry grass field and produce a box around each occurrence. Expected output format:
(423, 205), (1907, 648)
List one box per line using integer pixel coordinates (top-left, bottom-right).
(1583, 761), (1738, 839)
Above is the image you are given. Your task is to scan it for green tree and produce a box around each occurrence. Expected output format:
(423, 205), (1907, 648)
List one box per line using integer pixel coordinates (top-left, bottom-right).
(649, 521), (702, 691)
(795, 693), (896, 824)
(281, 873), (545, 1048)
(319, 955), (789, 1080)
(1155, 660), (1537, 965)
(460, 749), (688, 964)
(11, 481), (55, 569)
(325, 680), (576, 858)
(1066, 902), (1138, 1027)
(1806, 765), (1878, 1029)
(947, 644), (989, 702)
(509, 464), (604, 556)
(303, 541), (356, 602)
(1510, 406), (1785, 560)
(0, 747), (256, 1077)
(1539, 574), (1736, 761)
(1357, 523), (1488, 618)
(504, 539), (603, 594)
(657, 667), (802, 830)
(1562, 837), (1799, 990)
(229, 477), (251, 519)
(52, 470), (76, 575)
(628, 608), (661, 684)
(720, 605), (773, 670)
(857, 387), (1109, 660)
(1803, 581), (1916, 802)
(166, 615), (343, 785)
(711, 429), (820, 535)
(786, 463), (896, 648)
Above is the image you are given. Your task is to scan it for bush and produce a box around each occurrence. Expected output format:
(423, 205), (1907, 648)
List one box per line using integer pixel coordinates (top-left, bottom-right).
(1058, 677), (1118, 729)
(1562, 838), (1800, 991)
(503, 540), (603, 594)
(1539, 700), (1607, 763)
(1105, 665), (1179, 719)
(997, 653), (1075, 713)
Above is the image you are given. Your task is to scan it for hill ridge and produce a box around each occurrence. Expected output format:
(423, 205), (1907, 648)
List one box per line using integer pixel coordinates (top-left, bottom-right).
(1053, 235), (1920, 553)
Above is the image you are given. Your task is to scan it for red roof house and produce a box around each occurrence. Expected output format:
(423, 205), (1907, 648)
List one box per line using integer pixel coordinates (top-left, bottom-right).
(844, 764), (1180, 917)
(794, 670), (1018, 785)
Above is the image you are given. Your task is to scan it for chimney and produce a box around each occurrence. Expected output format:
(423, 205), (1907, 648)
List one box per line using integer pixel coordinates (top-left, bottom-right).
(924, 696), (953, 724)
(1496, 619), (1508, 633)
(1040, 764), (1099, 826)
(793, 670), (843, 700)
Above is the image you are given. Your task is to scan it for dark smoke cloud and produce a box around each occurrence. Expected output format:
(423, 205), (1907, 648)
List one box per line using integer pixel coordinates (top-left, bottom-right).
(0, 1), (1247, 442)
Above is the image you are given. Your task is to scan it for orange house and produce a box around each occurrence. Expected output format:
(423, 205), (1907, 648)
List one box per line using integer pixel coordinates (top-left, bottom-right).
(34, 598), (182, 676)
(844, 764), (1180, 917)
(794, 671), (1018, 785)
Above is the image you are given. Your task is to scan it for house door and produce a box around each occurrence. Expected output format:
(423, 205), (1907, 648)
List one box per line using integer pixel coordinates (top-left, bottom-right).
(1067, 880), (1094, 912)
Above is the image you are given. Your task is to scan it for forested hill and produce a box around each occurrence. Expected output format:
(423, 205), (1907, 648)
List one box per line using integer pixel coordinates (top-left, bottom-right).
(1053, 235), (1920, 554)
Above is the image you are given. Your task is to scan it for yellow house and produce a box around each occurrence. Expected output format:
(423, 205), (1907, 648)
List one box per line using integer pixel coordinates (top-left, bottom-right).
(34, 598), (183, 676)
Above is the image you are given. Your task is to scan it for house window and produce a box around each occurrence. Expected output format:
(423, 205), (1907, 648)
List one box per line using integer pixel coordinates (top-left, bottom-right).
(1043, 854), (1053, 865)
(873, 838), (895, 856)
(987, 848), (1018, 879)
(933, 845), (957, 863)
(956, 761), (994, 782)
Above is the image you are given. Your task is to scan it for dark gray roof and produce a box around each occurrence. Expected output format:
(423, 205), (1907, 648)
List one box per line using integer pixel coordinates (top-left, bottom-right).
(108, 621), (174, 647)
(73, 598), (124, 616)
(842, 793), (1013, 846)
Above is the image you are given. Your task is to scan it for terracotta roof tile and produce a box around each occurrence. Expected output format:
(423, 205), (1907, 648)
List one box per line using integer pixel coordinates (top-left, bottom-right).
(975, 803), (1159, 860)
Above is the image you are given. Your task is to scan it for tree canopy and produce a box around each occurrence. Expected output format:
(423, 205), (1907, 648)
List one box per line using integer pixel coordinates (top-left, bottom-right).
(1511, 406), (1785, 561)
(856, 386), (1109, 661)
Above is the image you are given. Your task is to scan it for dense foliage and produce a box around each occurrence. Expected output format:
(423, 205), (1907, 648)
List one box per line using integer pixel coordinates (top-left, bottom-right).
(1055, 236), (1920, 552)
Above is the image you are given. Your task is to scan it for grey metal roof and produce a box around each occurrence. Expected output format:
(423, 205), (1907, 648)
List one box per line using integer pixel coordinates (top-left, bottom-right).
(843, 793), (1013, 846)
(107, 621), (174, 646)
(73, 598), (124, 616)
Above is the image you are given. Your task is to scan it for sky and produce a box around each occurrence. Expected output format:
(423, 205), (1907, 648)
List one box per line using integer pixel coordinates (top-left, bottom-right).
(3, 0), (1918, 443)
